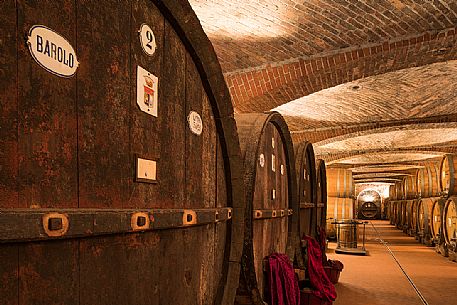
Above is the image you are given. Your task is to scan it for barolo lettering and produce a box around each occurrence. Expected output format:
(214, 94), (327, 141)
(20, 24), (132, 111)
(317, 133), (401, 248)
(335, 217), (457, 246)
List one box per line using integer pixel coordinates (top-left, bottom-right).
(36, 34), (75, 68)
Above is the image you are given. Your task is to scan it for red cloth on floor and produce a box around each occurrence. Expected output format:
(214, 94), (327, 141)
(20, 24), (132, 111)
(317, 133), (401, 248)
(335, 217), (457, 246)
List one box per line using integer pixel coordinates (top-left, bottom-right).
(302, 235), (337, 302)
(266, 253), (300, 305)
(317, 227), (328, 264)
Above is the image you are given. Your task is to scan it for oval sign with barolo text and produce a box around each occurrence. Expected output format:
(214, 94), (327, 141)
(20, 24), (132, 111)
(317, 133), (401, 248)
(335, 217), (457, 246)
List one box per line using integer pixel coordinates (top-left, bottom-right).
(27, 25), (79, 78)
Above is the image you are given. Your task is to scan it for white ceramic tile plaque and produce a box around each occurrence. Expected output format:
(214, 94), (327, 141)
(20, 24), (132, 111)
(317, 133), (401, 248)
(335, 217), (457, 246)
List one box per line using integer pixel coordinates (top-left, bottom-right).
(188, 111), (203, 135)
(27, 25), (79, 77)
(138, 23), (156, 56)
(137, 65), (158, 117)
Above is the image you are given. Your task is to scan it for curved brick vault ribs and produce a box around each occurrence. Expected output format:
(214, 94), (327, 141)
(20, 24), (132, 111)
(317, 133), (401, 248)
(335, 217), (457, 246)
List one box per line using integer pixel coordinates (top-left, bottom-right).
(323, 149), (450, 165)
(225, 28), (457, 112)
(314, 123), (457, 152)
(189, 1), (457, 113)
(190, 0), (457, 72)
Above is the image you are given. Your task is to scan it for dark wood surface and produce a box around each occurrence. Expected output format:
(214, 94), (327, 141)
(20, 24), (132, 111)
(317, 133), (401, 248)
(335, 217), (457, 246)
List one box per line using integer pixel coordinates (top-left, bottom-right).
(17, 0), (78, 209)
(0, 0), (18, 209)
(0, 1), (244, 304)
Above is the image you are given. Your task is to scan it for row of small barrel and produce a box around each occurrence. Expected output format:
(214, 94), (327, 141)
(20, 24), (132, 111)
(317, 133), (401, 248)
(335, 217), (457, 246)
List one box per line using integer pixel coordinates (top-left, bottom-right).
(387, 197), (457, 260)
(388, 155), (457, 201)
(0, 2), (328, 304)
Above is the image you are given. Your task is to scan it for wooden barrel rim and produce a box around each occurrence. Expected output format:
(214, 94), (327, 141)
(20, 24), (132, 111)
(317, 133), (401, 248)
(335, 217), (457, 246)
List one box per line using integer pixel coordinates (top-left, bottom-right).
(235, 111), (297, 304)
(151, 2), (245, 304)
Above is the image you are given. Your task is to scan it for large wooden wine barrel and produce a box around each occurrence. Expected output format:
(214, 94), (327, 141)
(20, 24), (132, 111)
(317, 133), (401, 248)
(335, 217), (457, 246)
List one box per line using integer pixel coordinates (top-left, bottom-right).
(417, 197), (440, 245)
(326, 197), (354, 238)
(316, 159), (327, 232)
(357, 189), (381, 219)
(440, 154), (457, 196)
(416, 161), (440, 198)
(404, 173), (418, 200)
(443, 197), (457, 251)
(235, 112), (296, 305)
(327, 168), (354, 198)
(295, 141), (318, 238)
(0, 2), (245, 305)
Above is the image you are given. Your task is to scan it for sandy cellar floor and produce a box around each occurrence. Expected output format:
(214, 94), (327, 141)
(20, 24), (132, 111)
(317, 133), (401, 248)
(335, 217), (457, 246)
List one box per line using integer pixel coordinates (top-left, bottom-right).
(327, 220), (457, 305)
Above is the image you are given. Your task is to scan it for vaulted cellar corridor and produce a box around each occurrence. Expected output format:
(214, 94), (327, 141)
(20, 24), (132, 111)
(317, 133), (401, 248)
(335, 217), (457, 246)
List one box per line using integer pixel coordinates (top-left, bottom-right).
(1, 1), (457, 305)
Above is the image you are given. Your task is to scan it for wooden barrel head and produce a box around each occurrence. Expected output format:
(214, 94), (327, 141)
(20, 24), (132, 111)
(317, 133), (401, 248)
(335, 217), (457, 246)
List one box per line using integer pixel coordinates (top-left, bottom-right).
(404, 173), (418, 200)
(326, 197), (354, 238)
(440, 154), (457, 196)
(431, 200), (442, 239)
(235, 112), (296, 304)
(416, 161), (440, 198)
(327, 168), (354, 198)
(444, 197), (457, 245)
(0, 1), (245, 305)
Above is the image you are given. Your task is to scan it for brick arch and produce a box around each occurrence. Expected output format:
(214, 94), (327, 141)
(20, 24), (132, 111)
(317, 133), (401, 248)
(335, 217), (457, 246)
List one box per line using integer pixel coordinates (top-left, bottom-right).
(225, 28), (457, 112)
(314, 122), (457, 148)
(322, 149), (453, 164)
(291, 114), (457, 144)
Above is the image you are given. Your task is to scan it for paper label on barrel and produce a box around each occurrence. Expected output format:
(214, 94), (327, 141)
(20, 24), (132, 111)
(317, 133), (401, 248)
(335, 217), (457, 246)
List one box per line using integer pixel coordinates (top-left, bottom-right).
(137, 66), (158, 117)
(138, 23), (156, 56)
(187, 111), (203, 135)
(27, 25), (79, 77)
(259, 154), (265, 167)
(137, 157), (157, 181)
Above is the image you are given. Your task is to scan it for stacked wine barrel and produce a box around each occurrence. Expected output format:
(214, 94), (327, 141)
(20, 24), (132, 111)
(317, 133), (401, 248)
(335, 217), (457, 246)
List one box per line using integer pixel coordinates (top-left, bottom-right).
(416, 160), (442, 249)
(403, 173), (418, 236)
(387, 184), (396, 225)
(0, 2), (245, 305)
(326, 167), (354, 238)
(440, 155), (457, 259)
(417, 197), (442, 246)
(234, 112), (296, 305)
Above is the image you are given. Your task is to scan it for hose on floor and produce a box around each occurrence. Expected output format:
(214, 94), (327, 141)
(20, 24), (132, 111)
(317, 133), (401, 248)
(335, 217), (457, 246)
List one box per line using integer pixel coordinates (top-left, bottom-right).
(369, 221), (429, 305)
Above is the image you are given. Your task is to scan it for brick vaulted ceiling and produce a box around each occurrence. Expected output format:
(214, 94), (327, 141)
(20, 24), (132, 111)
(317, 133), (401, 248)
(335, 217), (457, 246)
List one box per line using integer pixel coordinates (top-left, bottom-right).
(189, 0), (457, 176)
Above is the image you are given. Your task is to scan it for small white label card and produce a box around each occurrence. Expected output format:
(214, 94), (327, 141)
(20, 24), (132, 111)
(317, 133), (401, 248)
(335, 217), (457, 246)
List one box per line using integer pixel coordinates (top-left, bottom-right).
(137, 65), (158, 117)
(136, 157), (157, 183)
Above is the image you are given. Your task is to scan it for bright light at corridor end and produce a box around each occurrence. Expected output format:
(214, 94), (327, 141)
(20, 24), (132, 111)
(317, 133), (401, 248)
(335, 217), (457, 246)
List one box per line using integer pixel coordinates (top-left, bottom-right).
(190, 0), (289, 38)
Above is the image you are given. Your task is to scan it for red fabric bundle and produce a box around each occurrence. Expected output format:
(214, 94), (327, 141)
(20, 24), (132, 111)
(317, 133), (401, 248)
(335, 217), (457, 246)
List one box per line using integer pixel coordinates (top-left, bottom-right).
(327, 259), (344, 271)
(302, 235), (337, 302)
(266, 253), (300, 305)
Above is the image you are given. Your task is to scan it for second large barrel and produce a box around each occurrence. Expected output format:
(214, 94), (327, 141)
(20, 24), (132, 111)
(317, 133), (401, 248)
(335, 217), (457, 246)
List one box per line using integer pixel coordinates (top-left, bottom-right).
(235, 112), (297, 305)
